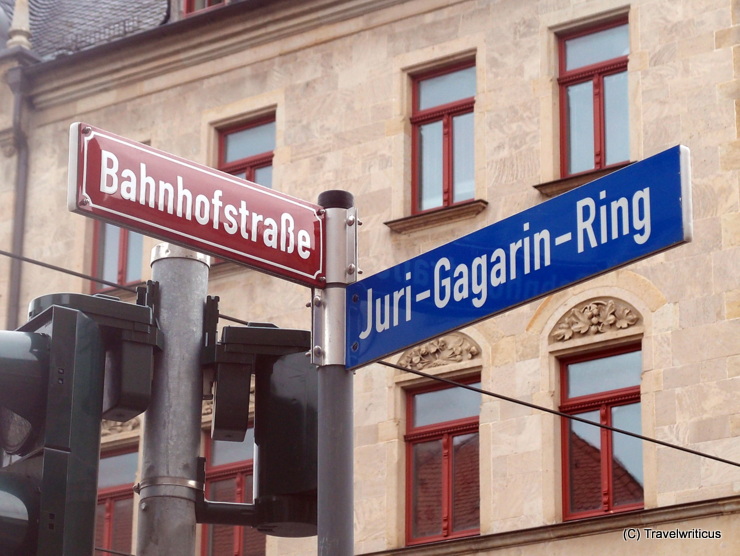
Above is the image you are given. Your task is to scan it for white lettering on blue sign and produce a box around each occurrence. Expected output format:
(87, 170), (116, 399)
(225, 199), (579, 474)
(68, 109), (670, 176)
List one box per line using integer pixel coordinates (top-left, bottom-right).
(358, 187), (653, 340)
(346, 146), (691, 369)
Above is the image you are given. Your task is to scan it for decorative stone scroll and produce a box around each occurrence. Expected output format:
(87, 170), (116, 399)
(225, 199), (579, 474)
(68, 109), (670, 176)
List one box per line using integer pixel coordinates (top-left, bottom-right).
(1, 129), (16, 157)
(101, 416), (141, 437)
(551, 298), (640, 343)
(397, 332), (481, 370)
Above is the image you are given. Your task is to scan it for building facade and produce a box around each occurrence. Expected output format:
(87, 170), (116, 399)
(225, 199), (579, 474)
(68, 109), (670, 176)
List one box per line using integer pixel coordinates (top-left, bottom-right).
(1, 0), (738, 554)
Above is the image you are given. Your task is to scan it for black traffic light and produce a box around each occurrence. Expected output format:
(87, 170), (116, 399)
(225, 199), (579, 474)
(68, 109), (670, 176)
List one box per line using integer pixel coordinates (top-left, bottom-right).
(0, 291), (161, 556)
(0, 305), (104, 556)
(197, 323), (318, 537)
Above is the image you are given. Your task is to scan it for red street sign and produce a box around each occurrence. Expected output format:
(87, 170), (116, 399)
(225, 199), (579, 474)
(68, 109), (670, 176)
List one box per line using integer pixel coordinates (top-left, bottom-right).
(68, 123), (325, 287)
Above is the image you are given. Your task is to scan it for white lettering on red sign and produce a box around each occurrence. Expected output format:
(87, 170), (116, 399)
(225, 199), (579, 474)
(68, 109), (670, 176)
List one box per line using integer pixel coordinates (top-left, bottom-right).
(99, 149), (312, 260)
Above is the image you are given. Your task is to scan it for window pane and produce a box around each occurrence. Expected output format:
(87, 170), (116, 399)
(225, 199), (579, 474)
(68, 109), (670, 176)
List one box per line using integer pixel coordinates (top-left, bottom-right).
(418, 121), (443, 211)
(100, 223), (120, 283)
(452, 112), (475, 203)
(94, 503), (106, 549)
(611, 403), (643, 506)
(565, 24), (628, 71)
(191, 0), (223, 10)
(238, 472), (264, 554)
(111, 497), (133, 551)
(225, 121), (275, 163)
(567, 410), (602, 513)
(211, 427), (255, 467)
(567, 351), (641, 398)
(209, 477), (237, 502)
(125, 231), (143, 283)
(254, 165), (273, 188)
(419, 66), (476, 110)
(98, 451), (138, 489)
(414, 383), (481, 428)
(451, 433), (479, 532)
(604, 71), (629, 165)
(209, 523), (235, 556)
(567, 81), (595, 174)
(207, 478), (237, 556)
(411, 440), (443, 539)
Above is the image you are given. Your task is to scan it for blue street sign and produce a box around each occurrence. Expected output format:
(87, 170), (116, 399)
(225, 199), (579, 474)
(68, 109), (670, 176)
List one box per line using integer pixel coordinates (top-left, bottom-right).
(346, 145), (692, 369)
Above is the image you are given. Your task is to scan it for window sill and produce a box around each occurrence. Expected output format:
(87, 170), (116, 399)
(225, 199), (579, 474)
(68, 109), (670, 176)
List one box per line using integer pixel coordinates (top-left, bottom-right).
(384, 200), (488, 234)
(534, 162), (632, 198)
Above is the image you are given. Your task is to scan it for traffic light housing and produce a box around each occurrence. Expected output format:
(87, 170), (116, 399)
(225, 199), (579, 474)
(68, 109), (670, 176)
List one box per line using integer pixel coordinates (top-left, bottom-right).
(254, 349), (318, 537)
(0, 292), (161, 556)
(0, 305), (105, 556)
(197, 323), (318, 537)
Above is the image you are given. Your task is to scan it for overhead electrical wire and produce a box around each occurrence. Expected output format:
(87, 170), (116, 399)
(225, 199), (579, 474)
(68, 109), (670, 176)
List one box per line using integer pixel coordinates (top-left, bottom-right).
(2, 248), (738, 470)
(0, 248), (248, 325)
(379, 359), (740, 469)
(0, 248), (137, 293)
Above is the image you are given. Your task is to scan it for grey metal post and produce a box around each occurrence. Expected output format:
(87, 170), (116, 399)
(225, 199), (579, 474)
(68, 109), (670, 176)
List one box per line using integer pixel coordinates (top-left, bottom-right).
(136, 244), (210, 556)
(312, 190), (357, 556)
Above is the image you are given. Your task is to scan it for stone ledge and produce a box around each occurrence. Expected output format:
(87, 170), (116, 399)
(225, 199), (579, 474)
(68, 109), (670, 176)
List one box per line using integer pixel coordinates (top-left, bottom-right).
(534, 163), (632, 198)
(24, 0), (447, 110)
(384, 199), (488, 234)
(358, 495), (740, 555)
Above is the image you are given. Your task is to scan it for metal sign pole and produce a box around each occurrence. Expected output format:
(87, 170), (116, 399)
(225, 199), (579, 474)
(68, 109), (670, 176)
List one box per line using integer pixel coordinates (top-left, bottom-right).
(136, 244), (210, 556)
(312, 191), (357, 556)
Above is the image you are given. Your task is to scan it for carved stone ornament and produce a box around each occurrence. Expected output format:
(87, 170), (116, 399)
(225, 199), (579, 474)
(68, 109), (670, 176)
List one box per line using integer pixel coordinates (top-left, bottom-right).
(0, 129), (16, 157)
(101, 416), (141, 437)
(397, 332), (481, 370)
(551, 298), (640, 342)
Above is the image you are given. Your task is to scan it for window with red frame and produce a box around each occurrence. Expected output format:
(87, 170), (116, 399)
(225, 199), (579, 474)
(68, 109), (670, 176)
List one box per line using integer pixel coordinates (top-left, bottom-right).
(95, 448), (138, 554)
(411, 62), (476, 213)
(405, 378), (481, 545)
(219, 117), (275, 189)
(202, 428), (266, 556)
(559, 345), (643, 520)
(92, 221), (144, 292)
(558, 19), (629, 177)
(185, 0), (224, 14)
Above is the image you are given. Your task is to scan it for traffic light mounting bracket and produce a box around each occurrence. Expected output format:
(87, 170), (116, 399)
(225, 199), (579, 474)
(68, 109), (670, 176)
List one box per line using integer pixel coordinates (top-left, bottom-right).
(197, 303), (316, 537)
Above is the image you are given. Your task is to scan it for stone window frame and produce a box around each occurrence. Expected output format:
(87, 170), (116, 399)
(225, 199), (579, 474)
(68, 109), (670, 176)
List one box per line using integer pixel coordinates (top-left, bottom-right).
(541, 291), (653, 523)
(409, 60), (477, 214)
(217, 114), (276, 189)
(404, 374), (481, 545)
(392, 331), (485, 546)
(558, 342), (645, 520)
(557, 17), (630, 178)
(201, 95), (282, 185)
(535, 6), (637, 197)
(201, 95), (282, 269)
(384, 35), (488, 233)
